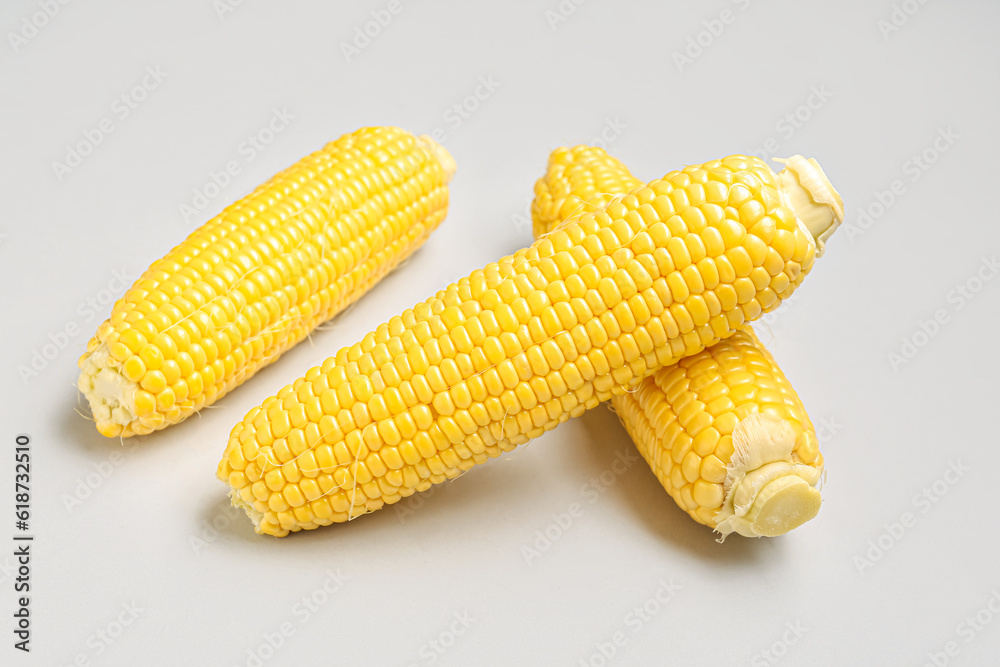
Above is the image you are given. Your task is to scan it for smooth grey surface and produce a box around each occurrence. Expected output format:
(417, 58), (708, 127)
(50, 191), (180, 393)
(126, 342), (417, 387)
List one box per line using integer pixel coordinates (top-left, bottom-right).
(2, 1), (998, 665)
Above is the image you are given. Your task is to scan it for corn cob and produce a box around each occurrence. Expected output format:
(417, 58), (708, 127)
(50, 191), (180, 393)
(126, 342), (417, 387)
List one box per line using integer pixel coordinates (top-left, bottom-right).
(219, 152), (841, 536)
(617, 329), (824, 538)
(533, 145), (838, 538)
(78, 127), (455, 438)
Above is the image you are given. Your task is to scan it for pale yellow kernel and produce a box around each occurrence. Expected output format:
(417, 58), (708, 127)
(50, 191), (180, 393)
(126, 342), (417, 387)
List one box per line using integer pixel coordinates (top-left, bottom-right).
(686, 296), (710, 327)
(738, 200), (766, 226)
(733, 277), (757, 304)
(700, 454), (728, 483)
(671, 432), (693, 464)
(140, 370), (167, 394)
(283, 484), (305, 508)
(743, 235), (768, 268)
(315, 443), (338, 470)
(515, 383), (537, 410)
(138, 412), (164, 430)
(139, 344), (164, 371)
(398, 441), (421, 466)
(264, 468), (284, 492)
(666, 272), (689, 303)
(679, 485), (697, 511)
(749, 267), (771, 291)
(268, 492), (289, 513)
(668, 465), (685, 493)
(377, 420), (402, 446)
(692, 427), (720, 457)
(727, 247), (753, 278)
(133, 390), (156, 417)
(376, 447), (405, 477)
(155, 388), (175, 410)
(122, 356), (146, 383)
(383, 387), (406, 415)
(692, 480), (724, 509)
(119, 329), (146, 354)
(666, 237), (692, 270)
(717, 219), (746, 249)
(706, 396), (736, 417)
(704, 181), (728, 204)
(350, 373), (375, 402)
(270, 411), (291, 440)
(771, 228), (796, 260)
(797, 431), (820, 464)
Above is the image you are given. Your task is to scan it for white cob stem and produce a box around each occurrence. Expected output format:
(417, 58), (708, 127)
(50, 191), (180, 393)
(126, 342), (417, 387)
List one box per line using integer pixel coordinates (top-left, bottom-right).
(78, 348), (138, 428)
(774, 155), (845, 257)
(714, 414), (823, 539)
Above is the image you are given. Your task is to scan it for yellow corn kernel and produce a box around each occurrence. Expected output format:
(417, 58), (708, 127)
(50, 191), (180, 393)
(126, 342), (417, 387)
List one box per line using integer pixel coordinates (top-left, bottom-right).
(219, 147), (839, 536)
(78, 127), (454, 438)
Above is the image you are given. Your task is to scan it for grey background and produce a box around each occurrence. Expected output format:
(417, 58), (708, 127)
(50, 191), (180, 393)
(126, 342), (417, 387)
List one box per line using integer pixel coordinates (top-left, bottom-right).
(2, 0), (998, 665)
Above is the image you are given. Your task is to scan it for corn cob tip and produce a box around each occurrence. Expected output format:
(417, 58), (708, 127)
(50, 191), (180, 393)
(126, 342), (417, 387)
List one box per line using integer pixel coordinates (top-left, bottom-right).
(417, 135), (456, 184)
(714, 413), (823, 539)
(226, 489), (277, 536)
(732, 475), (822, 538)
(77, 346), (138, 438)
(774, 155), (844, 257)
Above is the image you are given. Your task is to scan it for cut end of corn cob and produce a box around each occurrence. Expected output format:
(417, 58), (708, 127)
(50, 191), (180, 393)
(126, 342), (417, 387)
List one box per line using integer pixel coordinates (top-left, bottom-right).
(734, 474), (822, 538)
(774, 155), (844, 257)
(713, 413), (822, 539)
(78, 127), (454, 438)
(77, 347), (140, 438)
(228, 489), (267, 531)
